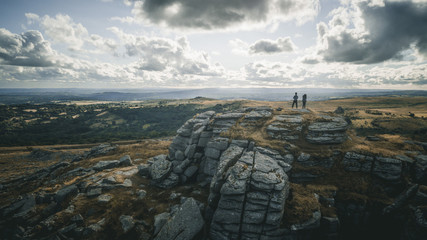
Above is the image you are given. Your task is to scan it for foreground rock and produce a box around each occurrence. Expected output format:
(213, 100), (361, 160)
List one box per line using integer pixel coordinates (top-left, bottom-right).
(209, 150), (289, 239)
(154, 198), (204, 240)
(2, 107), (427, 240)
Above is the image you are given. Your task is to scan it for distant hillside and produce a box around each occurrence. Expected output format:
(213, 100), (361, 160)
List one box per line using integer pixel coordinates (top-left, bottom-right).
(1, 88), (426, 104)
(0, 101), (241, 146)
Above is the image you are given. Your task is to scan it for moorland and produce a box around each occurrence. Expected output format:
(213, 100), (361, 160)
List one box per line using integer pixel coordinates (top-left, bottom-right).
(0, 95), (426, 240)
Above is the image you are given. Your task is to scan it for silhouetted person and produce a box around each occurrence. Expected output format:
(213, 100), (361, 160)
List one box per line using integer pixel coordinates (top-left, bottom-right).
(292, 92), (298, 108)
(302, 94), (307, 109)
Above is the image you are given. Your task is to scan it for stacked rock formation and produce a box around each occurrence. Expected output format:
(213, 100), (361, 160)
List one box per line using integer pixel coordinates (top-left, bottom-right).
(209, 150), (289, 239)
(140, 107), (427, 240)
(306, 115), (348, 144)
(267, 115), (303, 141)
(144, 108), (294, 238)
(151, 111), (215, 188)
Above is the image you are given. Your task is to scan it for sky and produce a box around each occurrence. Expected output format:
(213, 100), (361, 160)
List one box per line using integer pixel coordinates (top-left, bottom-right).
(0, 0), (426, 89)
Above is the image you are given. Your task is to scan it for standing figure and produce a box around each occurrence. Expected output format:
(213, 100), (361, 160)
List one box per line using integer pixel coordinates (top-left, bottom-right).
(302, 94), (307, 109)
(292, 92), (298, 109)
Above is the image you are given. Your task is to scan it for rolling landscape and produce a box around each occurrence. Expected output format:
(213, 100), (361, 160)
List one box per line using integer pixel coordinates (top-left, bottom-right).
(1, 0), (427, 239)
(1, 92), (427, 239)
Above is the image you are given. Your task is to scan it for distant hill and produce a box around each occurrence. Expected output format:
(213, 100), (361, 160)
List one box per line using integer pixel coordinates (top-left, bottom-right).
(0, 88), (426, 104)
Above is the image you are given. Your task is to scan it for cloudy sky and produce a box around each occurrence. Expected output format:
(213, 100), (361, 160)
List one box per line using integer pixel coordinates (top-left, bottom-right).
(0, 0), (426, 89)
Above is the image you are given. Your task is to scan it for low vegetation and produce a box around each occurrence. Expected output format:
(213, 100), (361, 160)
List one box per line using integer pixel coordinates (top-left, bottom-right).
(0, 100), (242, 146)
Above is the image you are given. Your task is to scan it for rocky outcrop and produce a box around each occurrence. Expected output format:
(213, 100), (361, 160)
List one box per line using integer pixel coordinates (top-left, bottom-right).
(342, 152), (374, 173)
(201, 137), (231, 179)
(72, 143), (117, 162)
(3, 107), (427, 240)
(119, 155), (133, 166)
(150, 155), (172, 182)
(342, 152), (403, 182)
(1, 194), (36, 219)
(211, 112), (245, 136)
(209, 150), (289, 239)
(306, 116), (348, 144)
(244, 109), (272, 121)
(414, 155), (427, 184)
(154, 198), (204, 240)
(267, 115), (303, 141)
(54, 184), (78, 203)
(296, 152), (334, 169)
(93, 160), (119, 171)
(373, 157), (402, 181)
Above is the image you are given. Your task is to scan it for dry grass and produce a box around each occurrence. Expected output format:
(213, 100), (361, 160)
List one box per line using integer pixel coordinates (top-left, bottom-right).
(0, 139), (171, 208)
(116, 140), (171, 161)
(419, 185), (427, 194)
(78, 140), (171, 169)
(0, 150), (65, 183)
(309, 96), (427, 117)
(220, 115), (289, 153)
(346, 130), (423, 157)
(220, 109), (340, 156)
(283, 183), (321, 225)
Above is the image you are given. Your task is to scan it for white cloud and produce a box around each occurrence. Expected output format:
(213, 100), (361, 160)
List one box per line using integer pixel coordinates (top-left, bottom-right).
(242, 59), (427, 88)
(26, 13), (118, 54)
(111, 16), (139, 25)
(109, 27), (224, 76)
(0, 28), (58, 67)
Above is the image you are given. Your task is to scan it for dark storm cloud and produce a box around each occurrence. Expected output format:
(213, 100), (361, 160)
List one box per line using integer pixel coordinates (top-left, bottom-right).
(320, 0), (427, 64)
(0, 28), (56, 67)
(133, 0), (318, 30)
(249, 37), (295, 54)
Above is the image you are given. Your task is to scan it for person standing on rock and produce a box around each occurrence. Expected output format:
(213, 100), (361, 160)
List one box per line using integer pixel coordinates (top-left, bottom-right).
(292, 92), (298, 108)
(302, 94), (307, 109)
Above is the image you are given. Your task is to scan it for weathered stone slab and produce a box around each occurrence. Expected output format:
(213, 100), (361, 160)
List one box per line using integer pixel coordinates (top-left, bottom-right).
(306, 116), (348, 144)
(342, 152), (374, 173)
(267, 115), (303, 141)
(155, 198), (204, 240)
(373, 157), (402, 181)
(93, 160), (119, 171)
(150, 156), (172, 181)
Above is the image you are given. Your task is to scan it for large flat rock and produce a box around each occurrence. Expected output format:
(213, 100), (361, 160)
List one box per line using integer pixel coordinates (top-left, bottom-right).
(306, 116), (348, 144)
